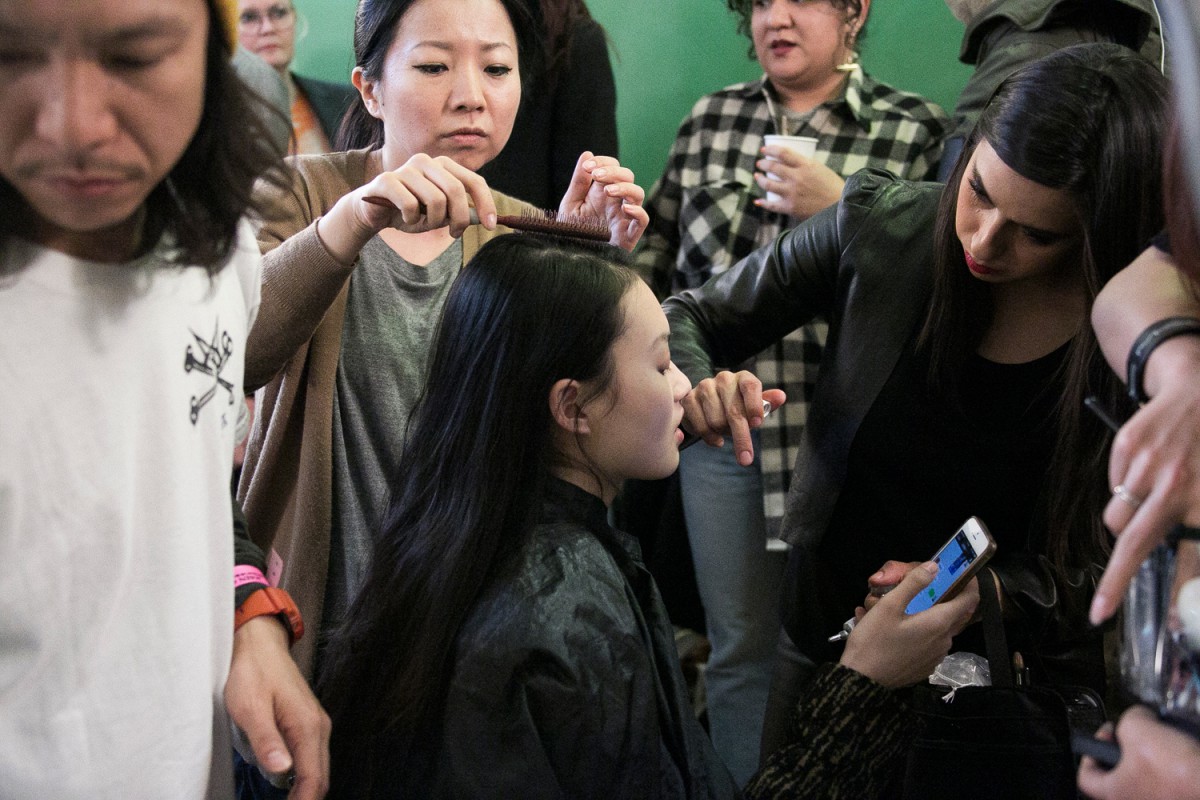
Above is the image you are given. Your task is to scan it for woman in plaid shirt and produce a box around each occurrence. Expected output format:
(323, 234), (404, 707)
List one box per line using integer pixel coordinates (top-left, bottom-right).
(633, 0), (948, 785)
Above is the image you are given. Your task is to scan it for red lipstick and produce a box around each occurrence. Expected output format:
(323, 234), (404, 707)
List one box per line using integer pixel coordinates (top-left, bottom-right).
(964, 250), (993, 276)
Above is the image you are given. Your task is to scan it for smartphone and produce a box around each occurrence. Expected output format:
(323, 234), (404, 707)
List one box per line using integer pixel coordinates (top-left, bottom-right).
(905, 516), (997, 615)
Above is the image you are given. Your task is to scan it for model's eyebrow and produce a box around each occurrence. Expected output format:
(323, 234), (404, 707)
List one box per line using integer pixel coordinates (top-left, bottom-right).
(650, 331), (670, 352)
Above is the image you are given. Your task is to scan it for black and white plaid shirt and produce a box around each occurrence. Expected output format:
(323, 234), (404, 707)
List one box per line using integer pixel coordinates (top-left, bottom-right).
(636, 68), (949, 535)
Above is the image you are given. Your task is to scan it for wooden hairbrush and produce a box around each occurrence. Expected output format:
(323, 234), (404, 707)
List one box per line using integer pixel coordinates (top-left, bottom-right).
(362, 195), (610, 242)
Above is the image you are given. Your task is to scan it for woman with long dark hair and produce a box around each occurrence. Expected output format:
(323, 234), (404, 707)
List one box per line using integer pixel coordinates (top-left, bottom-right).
(663, 43), (1169, 758)
(315, 235), (722, 795)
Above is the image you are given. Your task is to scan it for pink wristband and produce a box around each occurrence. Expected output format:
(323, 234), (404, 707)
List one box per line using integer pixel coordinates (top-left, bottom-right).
(234, 565), (269, 589)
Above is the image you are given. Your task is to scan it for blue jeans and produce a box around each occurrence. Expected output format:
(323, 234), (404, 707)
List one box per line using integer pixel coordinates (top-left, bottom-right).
(679, 435), (786, 786)
(759, 626), (818, 764)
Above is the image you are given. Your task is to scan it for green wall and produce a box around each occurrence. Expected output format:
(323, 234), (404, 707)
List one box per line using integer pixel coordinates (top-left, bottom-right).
(290, 0), (974, 188)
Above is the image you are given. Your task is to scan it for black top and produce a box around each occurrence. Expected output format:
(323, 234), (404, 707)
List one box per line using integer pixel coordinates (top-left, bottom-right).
(800, 341), (1066, 664)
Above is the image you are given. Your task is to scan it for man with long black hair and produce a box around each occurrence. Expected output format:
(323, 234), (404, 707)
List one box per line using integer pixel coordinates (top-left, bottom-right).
(0, 1), (327, 796)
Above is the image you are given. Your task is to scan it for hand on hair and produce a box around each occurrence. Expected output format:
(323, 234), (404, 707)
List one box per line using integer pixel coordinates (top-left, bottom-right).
(559, 151), (649, 251)
(226, 617), (330, 800)
(1077, 705), (1200, 800)
(753, 145), (846, 220)
(318, 153), (498, 264)
(681, 369), (787, 466)
(841, 561), (978, 689)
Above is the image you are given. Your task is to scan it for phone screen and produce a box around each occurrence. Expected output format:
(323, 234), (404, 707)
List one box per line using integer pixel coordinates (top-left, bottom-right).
(905, 529), (978, 614)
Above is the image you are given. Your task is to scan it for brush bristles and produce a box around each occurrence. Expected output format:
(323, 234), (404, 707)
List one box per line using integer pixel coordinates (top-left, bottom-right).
(498, 210), (610, 242)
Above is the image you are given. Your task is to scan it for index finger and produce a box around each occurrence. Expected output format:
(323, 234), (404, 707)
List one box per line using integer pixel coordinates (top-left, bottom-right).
(732, 377), (764, 466)
(761, 145), (803, 166)
(1091, 497), (1172, 624)
(439, 157), (497, 232)
(869, 560), (914, 591)
(558, 151), (596, 213)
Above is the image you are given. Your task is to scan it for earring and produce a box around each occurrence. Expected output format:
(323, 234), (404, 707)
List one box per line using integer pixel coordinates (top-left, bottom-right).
(836, 26), (860, 72)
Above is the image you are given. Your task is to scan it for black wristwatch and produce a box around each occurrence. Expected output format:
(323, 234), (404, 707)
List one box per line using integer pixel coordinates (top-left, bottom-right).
(1125, 316), (1200, 405)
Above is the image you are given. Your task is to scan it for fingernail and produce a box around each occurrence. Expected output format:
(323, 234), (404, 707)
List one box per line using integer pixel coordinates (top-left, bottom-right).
(263, 749), (290, 772)
(486, 213), (497, 228)
(872, 570), (884, 580)
(1089, 596), (1109, 626)
(583, 160), (597, 170)
(592, 168), (607, 179)
(921, 561), (938, 575)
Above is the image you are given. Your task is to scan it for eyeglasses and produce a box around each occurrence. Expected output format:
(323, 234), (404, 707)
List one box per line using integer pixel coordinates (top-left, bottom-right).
(239, 5), (295, 30)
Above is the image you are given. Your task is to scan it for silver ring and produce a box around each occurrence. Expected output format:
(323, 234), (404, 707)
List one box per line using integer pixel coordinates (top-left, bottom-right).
(1112, 484), (1143, 510)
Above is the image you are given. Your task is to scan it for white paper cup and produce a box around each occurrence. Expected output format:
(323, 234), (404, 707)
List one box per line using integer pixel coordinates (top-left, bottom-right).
(762, 134), (818, 205)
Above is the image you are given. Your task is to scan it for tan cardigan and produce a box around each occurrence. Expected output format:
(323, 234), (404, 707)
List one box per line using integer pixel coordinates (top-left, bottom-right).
(238, 149), (532, 677)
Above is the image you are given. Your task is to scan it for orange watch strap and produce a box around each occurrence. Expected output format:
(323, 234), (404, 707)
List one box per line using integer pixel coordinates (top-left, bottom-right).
(234, 587), (304, 645)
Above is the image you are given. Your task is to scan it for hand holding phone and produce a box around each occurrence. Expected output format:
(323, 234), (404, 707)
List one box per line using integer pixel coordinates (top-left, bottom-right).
(904, 517), (997, 614)
(839, 560), (980, 687)
(831, 517), (996, 642)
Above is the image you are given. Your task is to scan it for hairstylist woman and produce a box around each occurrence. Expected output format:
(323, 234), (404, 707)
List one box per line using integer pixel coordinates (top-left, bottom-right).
(662, 43), (1168, 757)
(237, 0), (647, 683)
(632, 0), (946, 780)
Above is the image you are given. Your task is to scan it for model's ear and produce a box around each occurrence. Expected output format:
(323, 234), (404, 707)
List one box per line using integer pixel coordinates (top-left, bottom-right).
(352, 66), (383, 120)
(856, 0), (871, 25)
(549, 378), (591, 435)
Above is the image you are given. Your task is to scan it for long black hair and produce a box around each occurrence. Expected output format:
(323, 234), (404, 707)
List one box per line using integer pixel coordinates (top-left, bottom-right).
(0, 0), (286, 274)
(317, 235), (638, 789)
(335, 0), (543, 152)
(919, 43), (1168, 578)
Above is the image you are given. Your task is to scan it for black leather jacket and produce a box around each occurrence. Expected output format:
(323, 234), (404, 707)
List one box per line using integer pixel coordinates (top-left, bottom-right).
(664, 170), (1104, 690)
(367, 478), (737, 799)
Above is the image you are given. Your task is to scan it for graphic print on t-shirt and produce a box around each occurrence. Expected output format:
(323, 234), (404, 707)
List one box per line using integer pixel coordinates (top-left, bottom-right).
(184, 319), (236, 425)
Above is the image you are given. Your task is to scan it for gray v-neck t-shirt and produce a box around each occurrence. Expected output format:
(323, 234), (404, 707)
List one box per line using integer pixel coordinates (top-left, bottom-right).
(324, 236), (464, 638)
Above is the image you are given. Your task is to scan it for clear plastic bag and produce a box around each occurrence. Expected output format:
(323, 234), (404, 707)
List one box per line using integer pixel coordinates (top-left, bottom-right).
(929, 651), (991, 702)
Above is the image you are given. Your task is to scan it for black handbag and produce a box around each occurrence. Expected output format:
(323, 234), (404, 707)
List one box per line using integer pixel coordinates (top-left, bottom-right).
(899, 570), (1105, 800)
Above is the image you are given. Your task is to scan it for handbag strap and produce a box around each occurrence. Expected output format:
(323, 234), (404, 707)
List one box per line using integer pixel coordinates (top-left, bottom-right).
(979, 568), (1016, 688)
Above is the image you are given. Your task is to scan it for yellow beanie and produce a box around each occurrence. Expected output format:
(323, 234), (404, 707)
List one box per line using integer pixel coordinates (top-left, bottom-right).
(215, 0), (240, 52)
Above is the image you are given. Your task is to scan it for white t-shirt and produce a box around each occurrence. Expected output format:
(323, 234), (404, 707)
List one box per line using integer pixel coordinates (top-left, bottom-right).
(0, 222), (262, 799)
